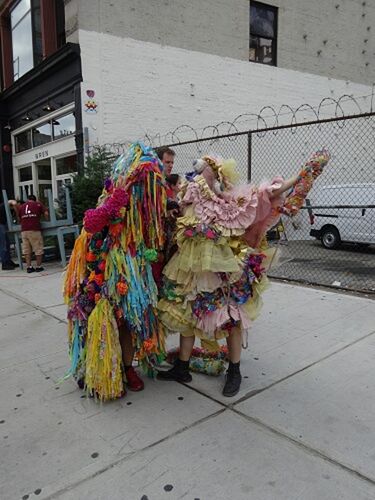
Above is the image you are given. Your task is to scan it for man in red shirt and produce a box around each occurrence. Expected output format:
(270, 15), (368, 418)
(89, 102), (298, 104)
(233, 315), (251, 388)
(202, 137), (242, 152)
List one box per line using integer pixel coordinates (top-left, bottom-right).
(18, 194), (49, 273)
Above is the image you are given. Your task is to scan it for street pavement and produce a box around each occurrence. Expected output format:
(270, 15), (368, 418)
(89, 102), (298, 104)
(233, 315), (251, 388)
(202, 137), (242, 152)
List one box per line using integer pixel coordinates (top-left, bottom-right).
(1, 263), (375, 500)
(270, 226), (375, 293)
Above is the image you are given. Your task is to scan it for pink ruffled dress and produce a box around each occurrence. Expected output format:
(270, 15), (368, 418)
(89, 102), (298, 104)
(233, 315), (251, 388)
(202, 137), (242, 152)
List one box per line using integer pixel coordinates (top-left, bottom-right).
(158, 175), (284, 340)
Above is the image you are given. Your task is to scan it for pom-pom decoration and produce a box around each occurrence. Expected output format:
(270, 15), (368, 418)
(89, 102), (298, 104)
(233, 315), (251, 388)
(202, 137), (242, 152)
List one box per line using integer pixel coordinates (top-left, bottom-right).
(166, 346), (229, 376)
(280, 149), (331, 217)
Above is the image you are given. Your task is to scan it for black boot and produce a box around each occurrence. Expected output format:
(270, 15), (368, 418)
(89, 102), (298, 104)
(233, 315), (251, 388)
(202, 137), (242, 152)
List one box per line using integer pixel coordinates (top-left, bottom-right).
(157, 358), (192, 383)
(222, 361), (242, 397)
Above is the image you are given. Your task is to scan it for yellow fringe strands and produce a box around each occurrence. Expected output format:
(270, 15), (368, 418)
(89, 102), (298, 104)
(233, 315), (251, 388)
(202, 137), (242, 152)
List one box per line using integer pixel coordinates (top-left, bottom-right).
(85, 298), (124, 401)
(63, 229), (88, 303)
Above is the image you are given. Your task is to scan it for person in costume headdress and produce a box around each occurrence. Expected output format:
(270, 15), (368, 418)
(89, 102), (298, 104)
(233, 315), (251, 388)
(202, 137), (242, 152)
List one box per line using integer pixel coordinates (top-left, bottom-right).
(63, 142), (167, 401)
(157, 150), (330, 396)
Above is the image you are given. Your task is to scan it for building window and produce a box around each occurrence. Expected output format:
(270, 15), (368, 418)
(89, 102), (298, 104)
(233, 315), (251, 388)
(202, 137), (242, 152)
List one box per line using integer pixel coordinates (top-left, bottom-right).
(13, 109), (75, 153)
(36, 159), (52, 180)
(32, 122), (52, 147)
(55, 0), (66, 49)
(56, 154), (77, 176)
(18, 165), (32, 182)
(249, 1), (277, 66)
(53, 113), (75, 140)
(10, 0), (42, 80)
(15, 129), (32, 153)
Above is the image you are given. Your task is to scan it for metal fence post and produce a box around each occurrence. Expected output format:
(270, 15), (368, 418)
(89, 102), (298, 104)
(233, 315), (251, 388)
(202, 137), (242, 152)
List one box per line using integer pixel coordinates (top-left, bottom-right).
(247, 132), (252, 182)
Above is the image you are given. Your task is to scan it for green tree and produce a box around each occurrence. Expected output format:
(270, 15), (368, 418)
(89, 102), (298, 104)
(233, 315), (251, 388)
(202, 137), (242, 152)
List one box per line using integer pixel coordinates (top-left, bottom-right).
(71, 147), (114, 223)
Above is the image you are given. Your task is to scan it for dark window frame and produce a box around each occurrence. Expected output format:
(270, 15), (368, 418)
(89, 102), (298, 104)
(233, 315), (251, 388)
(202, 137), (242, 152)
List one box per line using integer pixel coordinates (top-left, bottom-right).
(10, 0), (42, 80)
(55, 0), (66, 49)
(249, 1), (278, 67)
(14, 110), (76, 153)
(52, 112), (75, 140)
(32, 120), (52, 147)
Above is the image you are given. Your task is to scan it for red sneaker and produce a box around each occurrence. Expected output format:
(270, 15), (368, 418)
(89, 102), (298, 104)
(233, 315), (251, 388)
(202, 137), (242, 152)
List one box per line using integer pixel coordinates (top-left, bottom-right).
(125, 366), (144, 391)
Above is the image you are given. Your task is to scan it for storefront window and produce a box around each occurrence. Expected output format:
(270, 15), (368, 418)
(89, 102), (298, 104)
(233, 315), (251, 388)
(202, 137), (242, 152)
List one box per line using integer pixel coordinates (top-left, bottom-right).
(53, 114), (75, 139)
(56, 154), (77, 175)
(36, 159), (52, 180)
(15, 130), (32, 153)
(18, 165), (32, 182)
(32, 122), (52, 147)
(38, 183), (52, 204)
(18, 183), (33, 201)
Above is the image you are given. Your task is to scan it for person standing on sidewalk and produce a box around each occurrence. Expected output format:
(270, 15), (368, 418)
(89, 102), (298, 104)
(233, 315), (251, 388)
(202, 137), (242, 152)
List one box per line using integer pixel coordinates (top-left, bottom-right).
(157, 150), (331, 397)
(63, 142), (167, 401)
(152, 147), (177, 288)
(18, 194), (48, 273)
(0, 199), (18, 270)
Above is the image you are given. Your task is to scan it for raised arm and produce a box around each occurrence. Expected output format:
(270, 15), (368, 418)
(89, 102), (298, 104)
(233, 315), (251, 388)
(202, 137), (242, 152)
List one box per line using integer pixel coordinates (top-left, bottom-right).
(269, 175), (298, 199)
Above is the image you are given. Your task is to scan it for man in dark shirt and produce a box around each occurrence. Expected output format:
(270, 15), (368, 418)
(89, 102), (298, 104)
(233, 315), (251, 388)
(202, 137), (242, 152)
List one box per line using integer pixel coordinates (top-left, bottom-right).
(0, 199), (18, 270)
(18, 194), (49, 273)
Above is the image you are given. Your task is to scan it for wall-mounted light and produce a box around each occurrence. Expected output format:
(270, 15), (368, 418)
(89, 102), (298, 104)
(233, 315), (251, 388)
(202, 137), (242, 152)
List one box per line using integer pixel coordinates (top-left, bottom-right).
(22, 113), (32, 122)
(43, 98), (64, 112)
(43, 102), (55, 112)
(4, 122), (11, 130)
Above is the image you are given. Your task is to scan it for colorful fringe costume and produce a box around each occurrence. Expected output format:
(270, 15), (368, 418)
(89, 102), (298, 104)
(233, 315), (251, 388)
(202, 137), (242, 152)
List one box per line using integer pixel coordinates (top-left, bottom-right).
(63, 143), (167, 400)
(159, 151), (330, 350)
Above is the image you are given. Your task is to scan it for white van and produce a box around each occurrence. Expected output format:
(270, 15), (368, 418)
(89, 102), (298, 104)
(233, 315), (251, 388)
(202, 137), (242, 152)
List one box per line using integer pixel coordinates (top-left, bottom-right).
(309, 183), (375, 249)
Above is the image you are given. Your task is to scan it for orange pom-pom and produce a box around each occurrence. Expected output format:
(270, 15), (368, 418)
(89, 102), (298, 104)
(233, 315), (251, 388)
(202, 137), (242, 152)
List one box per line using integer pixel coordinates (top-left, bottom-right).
(143, 338), (154, 354)
(116, 282), (128, 295)
(109, 223), (123, 236)
(94, 274), (104, 286)
(86, 252), (97, 262)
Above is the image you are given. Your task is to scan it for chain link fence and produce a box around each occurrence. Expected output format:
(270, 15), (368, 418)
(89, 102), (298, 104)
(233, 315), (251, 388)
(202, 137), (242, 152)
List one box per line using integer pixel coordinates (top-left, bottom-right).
(161, 113), (375, 294)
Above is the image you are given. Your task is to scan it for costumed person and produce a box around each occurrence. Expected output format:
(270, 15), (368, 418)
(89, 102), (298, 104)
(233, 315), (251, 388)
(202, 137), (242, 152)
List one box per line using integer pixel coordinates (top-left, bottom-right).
(152, 174), (182, 289)
(63, 142), (167, 401)
(157, 150), (330, 396)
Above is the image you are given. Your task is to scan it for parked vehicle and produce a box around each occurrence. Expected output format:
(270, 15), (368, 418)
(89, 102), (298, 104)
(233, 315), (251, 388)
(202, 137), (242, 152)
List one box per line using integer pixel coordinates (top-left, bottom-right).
(309, 183), (375, 249)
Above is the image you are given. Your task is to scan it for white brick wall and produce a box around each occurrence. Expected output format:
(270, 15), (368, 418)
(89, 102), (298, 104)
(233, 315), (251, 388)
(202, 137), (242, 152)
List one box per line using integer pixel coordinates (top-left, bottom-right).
(67, 0), (375, 85)
(76, 0), (249, 60)
(79, 30), (373, 147)
(263, 0), (375, 85)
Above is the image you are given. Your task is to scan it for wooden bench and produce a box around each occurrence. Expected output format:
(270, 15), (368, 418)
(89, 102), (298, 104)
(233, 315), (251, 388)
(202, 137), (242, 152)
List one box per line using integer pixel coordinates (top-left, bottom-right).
(2, 188), (79, 269)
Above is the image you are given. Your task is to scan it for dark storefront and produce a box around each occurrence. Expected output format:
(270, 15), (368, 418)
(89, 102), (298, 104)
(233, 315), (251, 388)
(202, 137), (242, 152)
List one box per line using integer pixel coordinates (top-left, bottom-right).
(0, 0), (82, 199)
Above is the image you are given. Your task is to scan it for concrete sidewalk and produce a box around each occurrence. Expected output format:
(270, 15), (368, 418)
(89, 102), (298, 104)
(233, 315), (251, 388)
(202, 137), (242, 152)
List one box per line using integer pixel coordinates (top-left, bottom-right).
(1, 263), (375, 500)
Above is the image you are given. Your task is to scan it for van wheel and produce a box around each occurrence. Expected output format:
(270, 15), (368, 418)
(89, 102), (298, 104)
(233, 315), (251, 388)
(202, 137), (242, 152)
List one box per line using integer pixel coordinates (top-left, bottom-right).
(321, 227), (340, 249)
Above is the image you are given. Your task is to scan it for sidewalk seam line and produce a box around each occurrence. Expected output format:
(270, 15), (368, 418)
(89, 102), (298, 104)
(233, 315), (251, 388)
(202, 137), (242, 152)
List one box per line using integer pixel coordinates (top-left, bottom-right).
(232, 329), (375, 406)
(0, 287), (67, 324)
(42, 408), (226, 500)
(232, 408), (375, 487)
